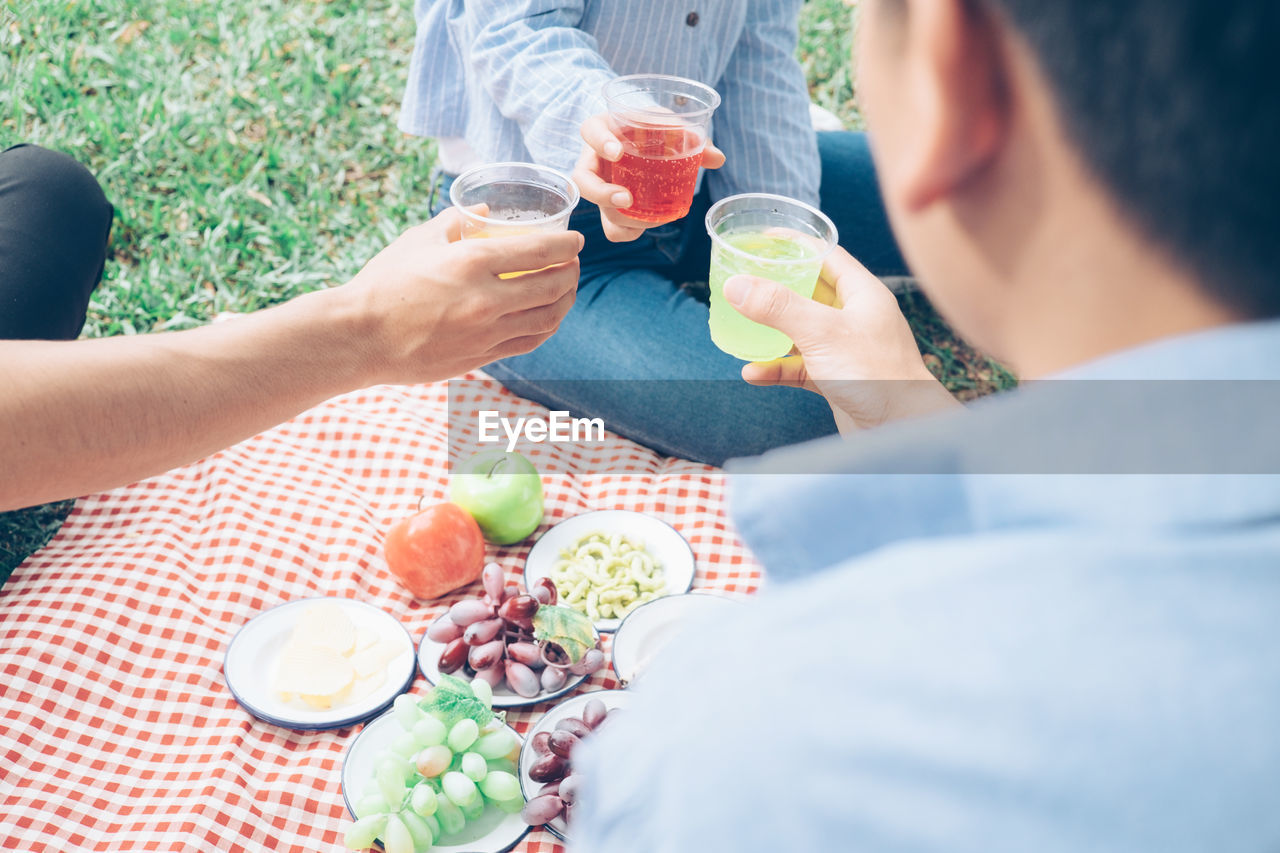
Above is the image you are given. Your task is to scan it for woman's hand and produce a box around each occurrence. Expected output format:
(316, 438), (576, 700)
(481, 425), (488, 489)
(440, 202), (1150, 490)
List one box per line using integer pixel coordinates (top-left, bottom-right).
(724, 247), (960, 432)
(572, 113), (726, 242)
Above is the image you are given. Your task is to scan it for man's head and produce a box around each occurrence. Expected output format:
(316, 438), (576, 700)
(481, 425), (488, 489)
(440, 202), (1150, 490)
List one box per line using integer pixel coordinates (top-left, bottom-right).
(857, 0), (1280, 374)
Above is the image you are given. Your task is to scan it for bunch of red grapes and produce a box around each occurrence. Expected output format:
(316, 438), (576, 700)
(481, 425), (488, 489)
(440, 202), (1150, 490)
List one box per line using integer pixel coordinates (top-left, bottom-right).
(426, 563), (606, 698)
(521, 697), (611, 827)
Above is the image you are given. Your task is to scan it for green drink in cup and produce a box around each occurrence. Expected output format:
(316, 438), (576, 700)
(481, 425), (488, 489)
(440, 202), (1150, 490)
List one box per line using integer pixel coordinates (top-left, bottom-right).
(705, 193), (838, 361)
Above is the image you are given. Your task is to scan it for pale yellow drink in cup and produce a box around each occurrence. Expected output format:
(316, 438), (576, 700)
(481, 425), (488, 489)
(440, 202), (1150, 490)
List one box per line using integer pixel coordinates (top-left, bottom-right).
(705, 193), (838, 361)
(450, 163), (580, 278)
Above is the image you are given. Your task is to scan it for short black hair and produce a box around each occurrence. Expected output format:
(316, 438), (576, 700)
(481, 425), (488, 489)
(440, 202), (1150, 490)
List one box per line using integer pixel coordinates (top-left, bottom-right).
(977, 0), (1280, 317)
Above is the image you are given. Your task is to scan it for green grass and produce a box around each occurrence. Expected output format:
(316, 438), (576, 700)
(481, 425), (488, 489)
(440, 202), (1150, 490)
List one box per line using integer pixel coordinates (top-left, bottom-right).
(0, 0), (1012, 573)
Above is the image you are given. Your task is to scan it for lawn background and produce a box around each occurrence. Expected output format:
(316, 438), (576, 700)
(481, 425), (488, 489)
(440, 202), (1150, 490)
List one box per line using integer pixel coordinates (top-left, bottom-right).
(1, 0), (1013, 570)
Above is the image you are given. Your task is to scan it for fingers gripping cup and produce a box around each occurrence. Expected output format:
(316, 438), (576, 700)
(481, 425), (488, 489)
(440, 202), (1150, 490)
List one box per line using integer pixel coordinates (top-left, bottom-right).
(705, 193), (839, 362)
(450, 162), (580, 278)
(601, 74), (721, 223)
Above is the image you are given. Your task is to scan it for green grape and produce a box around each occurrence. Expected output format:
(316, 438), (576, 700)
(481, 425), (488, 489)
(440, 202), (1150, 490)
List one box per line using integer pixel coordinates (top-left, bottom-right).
(447, 718), (480, 752)
(461, 752), (487, 782)
(383, 814), (414, 853)
(459, 788), (485, 822)
(473, 729), (517, 760)
(447, 752), (465, 774)
(469, 677), (494, 708)
(485, 758), (517, 776)
(434, 792), (466, 836)
(377, 755), (415, 784)
(377, 760), (410, 807)
(344, 814), (388, 850)
(398, 809), (435, 852)
(354, 792), (389, 819)
(394, 694), (424, 730)
(493, 795), (525, 815)
(478, 770), (520, 803)
(412, 716), (447, 748)
(392, 732), (421, 759)
(420, 813), (441, 840)
(442, 771), (479, 808)
(414, 744), (452, 778)
(410, 783), (438, 817)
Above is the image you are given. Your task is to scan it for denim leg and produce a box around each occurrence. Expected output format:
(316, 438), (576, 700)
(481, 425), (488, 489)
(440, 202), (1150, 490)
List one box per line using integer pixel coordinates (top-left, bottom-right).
(817, 130), (909, 277)
(484, 260), (837, 466)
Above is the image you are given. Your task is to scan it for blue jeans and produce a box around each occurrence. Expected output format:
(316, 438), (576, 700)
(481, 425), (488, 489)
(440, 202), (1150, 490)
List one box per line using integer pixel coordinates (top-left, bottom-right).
(434, 131), (906, 466)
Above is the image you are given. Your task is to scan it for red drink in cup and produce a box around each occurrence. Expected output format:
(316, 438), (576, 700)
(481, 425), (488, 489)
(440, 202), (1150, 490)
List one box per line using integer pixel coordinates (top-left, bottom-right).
(602, 74), (721, 223)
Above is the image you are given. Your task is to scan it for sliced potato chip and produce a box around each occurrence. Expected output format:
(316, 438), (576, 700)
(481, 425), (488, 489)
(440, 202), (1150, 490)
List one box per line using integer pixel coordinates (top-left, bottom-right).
(291, 602), (356, 655)
(350, 640), (401, 679)
(275, 640), (356, 699)
(353, 626), (380, 653)
(345, 670), (387, 704)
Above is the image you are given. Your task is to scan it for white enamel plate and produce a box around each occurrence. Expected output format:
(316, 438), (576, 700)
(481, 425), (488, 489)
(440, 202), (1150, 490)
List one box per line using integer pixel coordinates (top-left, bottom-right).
(517, 689), (632, 842)
(342, 709), (529, 853)
(610, 592), (740, 687)
(523, 511), (696, 632)
(223, 597), (416, 730)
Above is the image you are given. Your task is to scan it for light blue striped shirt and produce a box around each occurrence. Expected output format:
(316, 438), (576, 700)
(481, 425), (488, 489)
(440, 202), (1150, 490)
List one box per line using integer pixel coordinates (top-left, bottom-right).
(400, 0), (821, 205)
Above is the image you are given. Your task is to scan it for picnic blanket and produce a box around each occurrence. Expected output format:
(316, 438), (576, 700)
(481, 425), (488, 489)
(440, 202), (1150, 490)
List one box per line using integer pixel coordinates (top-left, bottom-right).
(0, 374), (762, 852)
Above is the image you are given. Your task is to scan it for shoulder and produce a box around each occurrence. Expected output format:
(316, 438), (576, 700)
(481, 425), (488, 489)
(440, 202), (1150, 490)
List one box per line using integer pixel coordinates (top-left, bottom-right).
(574, 532), (1280, 852)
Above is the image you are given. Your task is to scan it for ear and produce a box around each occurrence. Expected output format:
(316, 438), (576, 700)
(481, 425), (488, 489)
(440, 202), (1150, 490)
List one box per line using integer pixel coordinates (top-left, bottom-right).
(895, 0), (1009, 212)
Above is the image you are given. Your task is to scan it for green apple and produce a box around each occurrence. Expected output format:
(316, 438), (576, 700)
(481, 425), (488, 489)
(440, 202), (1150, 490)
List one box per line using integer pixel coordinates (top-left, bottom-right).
(449, 450), (544, 544)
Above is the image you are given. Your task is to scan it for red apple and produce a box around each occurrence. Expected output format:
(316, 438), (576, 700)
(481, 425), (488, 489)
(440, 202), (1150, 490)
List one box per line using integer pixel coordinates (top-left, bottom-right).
(384, 502), (485, 599)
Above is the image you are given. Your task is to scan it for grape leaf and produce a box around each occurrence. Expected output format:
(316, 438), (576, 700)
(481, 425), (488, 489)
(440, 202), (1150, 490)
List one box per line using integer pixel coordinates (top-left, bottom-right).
(532, 605), (595, 664)
(417, 674), (494, 727)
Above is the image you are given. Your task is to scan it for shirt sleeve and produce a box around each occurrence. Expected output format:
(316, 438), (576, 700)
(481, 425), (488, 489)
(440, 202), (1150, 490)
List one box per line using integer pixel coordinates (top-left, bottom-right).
(464, 0), (618, 174)
(707, 0), (821, 205)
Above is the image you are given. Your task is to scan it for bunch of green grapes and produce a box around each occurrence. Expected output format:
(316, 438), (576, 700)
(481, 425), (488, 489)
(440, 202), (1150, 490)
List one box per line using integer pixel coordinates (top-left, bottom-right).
(344, 678), (523, 853)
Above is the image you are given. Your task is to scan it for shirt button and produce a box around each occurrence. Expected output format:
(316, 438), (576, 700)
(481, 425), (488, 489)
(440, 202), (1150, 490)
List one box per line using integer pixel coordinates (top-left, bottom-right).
(686, 11), (699, 27)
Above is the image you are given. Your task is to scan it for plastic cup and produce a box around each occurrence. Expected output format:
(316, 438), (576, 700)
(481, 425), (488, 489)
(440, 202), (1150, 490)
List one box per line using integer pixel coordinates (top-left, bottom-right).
(705, 193), (839, 362)
(601, 74), (721, 224)
(450, 163), (580, 277)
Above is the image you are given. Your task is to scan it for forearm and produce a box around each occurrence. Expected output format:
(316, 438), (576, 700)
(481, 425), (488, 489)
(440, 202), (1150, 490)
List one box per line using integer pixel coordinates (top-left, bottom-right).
(0, 287), (373, 511)
(467, 1), (614, 171)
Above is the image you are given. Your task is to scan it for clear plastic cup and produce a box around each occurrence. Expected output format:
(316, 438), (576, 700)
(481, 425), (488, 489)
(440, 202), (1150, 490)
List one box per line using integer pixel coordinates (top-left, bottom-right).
(601, 74), (721, 223)
(705, 193), (839, 361)
(450, 163), (580, 277)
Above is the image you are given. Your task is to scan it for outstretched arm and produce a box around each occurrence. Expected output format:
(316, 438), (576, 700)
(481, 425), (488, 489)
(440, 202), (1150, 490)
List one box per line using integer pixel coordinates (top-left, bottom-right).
(0, 209), (583, 511)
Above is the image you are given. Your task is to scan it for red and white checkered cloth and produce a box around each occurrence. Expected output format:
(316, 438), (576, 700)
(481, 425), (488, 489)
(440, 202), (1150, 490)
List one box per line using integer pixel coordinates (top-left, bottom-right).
(0, 374), (761, 852)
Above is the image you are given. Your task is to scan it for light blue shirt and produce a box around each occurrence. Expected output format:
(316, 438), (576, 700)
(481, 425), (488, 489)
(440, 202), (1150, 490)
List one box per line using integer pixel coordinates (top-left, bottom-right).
(573, 321), (1280, 852)
(400, 0), (821, 204)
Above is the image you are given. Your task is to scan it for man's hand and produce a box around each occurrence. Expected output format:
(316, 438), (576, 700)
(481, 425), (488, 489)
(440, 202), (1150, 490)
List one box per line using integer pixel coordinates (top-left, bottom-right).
(572, 113), (726, 242)
(724, 247), (960, 432)
(342, 207), (583, 385)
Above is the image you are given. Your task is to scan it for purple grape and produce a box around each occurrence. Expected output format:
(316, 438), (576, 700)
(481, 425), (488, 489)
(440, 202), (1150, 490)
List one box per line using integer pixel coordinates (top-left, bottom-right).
(482, 563), (506, 601)
(426, 613), (464, 644)
(504, 583), (520, 601)
(531, 577), (558, 605)
(531, 731), (552, 756)
(528, 753), (567, 783)
(520, 793), (564, 826)
(554, 717), (591, 739)
(540, 665), (567, 692)
(504, 660), (541, 698)
(568, 648), (605, 676)
(437, 638), (468, 674)
(582, 698), (608, 729)
(474, 663), (505, 688)
(468, 639), (505, 671)
(463, 617), (504, 646)
(537, 780), (561, 798)
(497, 595), (539, 630)
(449, 599), (495, 627)
(558, 773), (583, 806)
(506, 642), (544, 668)
(548, 729), (579, 759)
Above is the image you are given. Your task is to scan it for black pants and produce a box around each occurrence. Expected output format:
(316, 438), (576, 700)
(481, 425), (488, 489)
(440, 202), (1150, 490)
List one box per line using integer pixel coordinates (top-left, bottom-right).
(0, 144), (112, 340)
